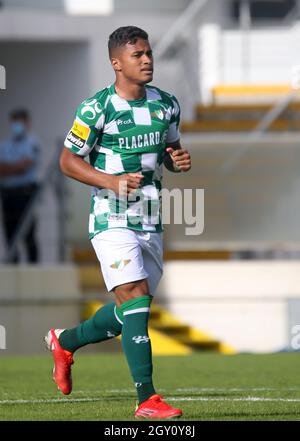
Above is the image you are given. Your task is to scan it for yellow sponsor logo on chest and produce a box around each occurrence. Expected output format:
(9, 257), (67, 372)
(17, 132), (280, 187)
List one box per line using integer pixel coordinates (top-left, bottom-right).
(71, 121), (90, 140)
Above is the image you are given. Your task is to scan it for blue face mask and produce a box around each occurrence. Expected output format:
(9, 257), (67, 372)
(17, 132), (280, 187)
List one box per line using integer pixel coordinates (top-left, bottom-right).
(10, 121), (26, 138)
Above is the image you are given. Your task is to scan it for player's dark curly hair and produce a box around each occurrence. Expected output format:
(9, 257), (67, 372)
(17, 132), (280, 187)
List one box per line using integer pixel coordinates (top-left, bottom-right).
(108, 26), (148, 58)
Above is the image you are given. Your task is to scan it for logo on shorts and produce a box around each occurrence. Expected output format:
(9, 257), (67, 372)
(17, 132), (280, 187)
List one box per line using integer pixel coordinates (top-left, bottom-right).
(132, 335), (150, 344)
(107, 330), (116, 338)
(110, 259), (131, 270)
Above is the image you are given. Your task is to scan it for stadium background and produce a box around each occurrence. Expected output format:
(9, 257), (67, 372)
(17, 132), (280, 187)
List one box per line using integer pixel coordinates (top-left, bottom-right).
(0, 0), (300, 421)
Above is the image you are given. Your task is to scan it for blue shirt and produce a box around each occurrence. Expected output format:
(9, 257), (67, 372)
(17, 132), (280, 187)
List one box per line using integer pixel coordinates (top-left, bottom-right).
(0, 133), (40, 188)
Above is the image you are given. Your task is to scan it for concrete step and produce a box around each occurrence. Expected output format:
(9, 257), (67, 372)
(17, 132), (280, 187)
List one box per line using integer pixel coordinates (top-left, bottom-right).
(82, 301), (191, 355)
(78, 265), (105, 291)
(195, 102), (300, 117)
(73, 249), (231, 266)
(211, 84), (300, 104)
(181, 119), (300, 132)
(81, 300), (235, 354)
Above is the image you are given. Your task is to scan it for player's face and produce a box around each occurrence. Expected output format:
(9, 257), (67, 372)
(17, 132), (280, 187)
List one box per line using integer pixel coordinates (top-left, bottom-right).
(113, 38), (153, 85)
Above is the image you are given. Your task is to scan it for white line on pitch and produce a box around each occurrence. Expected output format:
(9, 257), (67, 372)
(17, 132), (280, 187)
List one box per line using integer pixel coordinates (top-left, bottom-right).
(175, 387), (300, 392)
(2, 386), (299, 401)
(72, 387), (300, 394)
(169, 397), (300, 402)
(0, 397), (104, 405)
(1, 396), (300, 405)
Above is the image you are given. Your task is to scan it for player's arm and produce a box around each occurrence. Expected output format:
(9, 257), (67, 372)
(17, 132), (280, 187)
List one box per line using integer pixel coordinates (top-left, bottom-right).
(60, 149), (143, 196)
(163, 140), (191, 173)
(61, 100), (143, 195)
(60, 148), (112, 188)
(162, 95), (191, 173)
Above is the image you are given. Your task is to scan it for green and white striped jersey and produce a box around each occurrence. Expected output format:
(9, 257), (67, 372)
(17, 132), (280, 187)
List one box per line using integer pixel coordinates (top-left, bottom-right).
(64, 83), (180, 239)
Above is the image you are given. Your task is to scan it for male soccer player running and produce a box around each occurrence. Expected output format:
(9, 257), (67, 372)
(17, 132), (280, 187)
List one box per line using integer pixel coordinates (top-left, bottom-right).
(45, 26), (191, 419)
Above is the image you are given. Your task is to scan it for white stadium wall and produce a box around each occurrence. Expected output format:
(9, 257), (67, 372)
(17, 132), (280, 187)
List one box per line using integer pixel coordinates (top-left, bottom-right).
(157, 261), (300, 353)
(163, 135), (300, 249)
(0, 262), (299, 354)
(0, 266), (81, 355)
(199, 23), (300, 103)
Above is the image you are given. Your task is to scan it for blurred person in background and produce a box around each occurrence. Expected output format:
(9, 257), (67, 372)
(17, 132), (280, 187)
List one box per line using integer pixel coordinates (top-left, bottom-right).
(0, 108), (40, 263)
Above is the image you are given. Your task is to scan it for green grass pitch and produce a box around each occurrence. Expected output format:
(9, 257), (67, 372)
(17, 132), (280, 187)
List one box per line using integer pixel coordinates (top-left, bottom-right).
(0, 352), (300, 421)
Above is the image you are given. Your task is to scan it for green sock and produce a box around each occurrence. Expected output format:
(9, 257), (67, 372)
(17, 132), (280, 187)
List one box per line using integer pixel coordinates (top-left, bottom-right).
(121, 295), (156, 404)
(59, 302), (123, 353)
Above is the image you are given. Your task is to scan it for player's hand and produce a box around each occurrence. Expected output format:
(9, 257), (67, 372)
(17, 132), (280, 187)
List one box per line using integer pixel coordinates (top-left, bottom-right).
(165, 147), (191, 172)
(110, 173), (144, 196)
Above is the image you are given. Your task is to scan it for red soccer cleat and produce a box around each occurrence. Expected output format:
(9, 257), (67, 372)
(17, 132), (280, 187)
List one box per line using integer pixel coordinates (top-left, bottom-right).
(134, 394), (182, 419)
(44, 329), (74, 395)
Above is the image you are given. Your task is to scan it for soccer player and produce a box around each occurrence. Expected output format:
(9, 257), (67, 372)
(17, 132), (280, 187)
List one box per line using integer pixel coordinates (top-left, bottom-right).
(45, 26), (191, 419)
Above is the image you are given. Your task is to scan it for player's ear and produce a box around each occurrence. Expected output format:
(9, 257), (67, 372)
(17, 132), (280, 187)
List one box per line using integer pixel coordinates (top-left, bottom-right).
(111, 57), (122, 72)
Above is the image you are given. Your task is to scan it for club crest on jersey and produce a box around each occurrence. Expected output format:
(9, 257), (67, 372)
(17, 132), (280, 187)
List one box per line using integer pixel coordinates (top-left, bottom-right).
(156, 110), (165, 120)
(151, 110), (165, 120)
(81, 98), (102, 121)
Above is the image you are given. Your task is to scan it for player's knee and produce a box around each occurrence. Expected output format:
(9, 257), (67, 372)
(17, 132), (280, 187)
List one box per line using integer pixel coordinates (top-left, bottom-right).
(114, 279), (151, 306)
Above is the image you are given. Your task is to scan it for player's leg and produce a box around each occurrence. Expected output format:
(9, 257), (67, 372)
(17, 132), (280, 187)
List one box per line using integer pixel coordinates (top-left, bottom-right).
(58, 302), (123, 353)
(112, 231), (182, 418)
(44, 230), (130, 394)
(115, 280), (182, 419)
(114, 279), (155, 403)
(44, 328), (74, 395)
(91, 228), (160, 411)
(112, 232), (161, 404)
(44, 228), (146, 394)
(130, 232), (181, 418)
(47, 227), (128, 355)
(44, 301), (123, 395)
(61, 227), (148, 352)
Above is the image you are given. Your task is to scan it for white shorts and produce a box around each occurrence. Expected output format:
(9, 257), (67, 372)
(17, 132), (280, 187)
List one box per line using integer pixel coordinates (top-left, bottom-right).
(91, 228), (163, 295)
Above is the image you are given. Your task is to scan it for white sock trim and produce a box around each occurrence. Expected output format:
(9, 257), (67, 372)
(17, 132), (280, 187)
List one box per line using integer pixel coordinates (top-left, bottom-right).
(114, 305), (123, 325)
(123, 307), (150, 316)
(54, 329), (66, 339)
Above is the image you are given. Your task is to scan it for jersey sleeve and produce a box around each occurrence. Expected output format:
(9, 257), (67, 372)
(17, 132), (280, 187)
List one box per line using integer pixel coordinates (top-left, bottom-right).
(166, 95), (181, 144)
(64, 97), (105, 157)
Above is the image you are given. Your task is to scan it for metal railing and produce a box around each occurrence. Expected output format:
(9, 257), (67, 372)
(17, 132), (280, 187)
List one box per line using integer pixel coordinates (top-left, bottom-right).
(155, 0), (209, 59)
